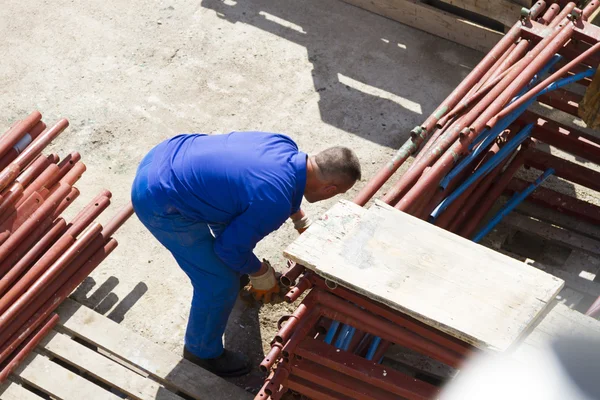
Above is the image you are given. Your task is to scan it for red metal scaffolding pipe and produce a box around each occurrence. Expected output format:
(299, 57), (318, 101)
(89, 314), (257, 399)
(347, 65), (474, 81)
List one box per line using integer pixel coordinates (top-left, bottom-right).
(0, 121), (47, 172)
(0, 191), (45, 234)
(14, 155), (54, 188)
(549, 2), (576, 28)
(524, 147), (600, 192)
(352, 21), (524, 206)
(296, 338), (439, 400)
(583, 0), (600, 20)
(0, 238), (118, 356)
(51, 152), (81, 185)
(280, 262), (305, 287)
(459, 147), (529, 239)
(529, 1), (547, 19)
(0, 218), (68, 297)
(505, 178), (600, 225)
(387, 24), (563, 209)
(396, 21), (574, 212)
(286, 375), (350, 400)
(57, 161), (86, 187)
(518, 111), (600, 164)
(16, 163), (60, 208)
(0, 112), (42, 161)
(0, 313), (59, 383)
(490, 39), (600, 127)
(316, 303), (464, 368)
(51, 187), (80, 217)
(538, 3), (561, 25)
(12, 119), (69, 171)
(0, 183), (24, 224)
(290, 357), (408, 400)
(0, 222), (103, 329)
(308, 278), (473, 356)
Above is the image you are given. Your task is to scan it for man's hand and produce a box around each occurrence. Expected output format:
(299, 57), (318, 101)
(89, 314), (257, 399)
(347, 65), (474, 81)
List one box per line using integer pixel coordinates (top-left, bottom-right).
(244, 259), (282, 304)
(290, 210), (312, 234)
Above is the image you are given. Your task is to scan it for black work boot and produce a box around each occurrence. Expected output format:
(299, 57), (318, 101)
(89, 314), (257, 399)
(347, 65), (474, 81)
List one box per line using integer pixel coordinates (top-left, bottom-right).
(183, 347), (252, 377)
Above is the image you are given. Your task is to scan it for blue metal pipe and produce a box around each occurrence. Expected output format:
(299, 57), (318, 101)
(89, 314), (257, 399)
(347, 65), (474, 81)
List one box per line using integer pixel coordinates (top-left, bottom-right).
(324, 320), (340, 344)
(512, 54), (563, 101)
(443, 67), (595, 191)
(366, 336), (382, 361)
(432, 123), (534, 220)
(341, 327), (356, 351)
(472, 168), (555, 243)
(334, 324), (351, 348)
(442, 104), (534, 190)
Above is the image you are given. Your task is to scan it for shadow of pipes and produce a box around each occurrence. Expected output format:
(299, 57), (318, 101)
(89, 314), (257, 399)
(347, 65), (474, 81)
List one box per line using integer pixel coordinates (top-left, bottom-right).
(70, 276), (148, 323)
(198, 0), (483, 148)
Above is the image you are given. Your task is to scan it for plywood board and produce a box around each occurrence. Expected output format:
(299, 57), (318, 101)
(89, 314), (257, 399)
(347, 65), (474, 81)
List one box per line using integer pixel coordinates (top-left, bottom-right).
(285, 200), (564, 351)
(337, 0), (503, 53)
(56, 299), (252, 400)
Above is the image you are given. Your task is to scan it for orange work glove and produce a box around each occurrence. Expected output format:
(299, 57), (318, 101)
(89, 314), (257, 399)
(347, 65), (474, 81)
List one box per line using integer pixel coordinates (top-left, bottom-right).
(247, 260), (281, 304)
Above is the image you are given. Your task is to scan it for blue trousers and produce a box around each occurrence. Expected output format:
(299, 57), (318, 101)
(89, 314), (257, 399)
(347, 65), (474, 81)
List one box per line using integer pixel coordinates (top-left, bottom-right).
(131, 148), (239, 359)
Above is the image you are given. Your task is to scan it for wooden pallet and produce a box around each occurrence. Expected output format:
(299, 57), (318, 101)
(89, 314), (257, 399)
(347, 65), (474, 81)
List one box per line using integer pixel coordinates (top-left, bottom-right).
(0, 299), (252, 400)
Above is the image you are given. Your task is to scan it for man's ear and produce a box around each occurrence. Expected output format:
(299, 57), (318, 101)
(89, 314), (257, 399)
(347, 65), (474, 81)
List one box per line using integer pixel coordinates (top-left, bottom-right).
(324, 185), (338, 196)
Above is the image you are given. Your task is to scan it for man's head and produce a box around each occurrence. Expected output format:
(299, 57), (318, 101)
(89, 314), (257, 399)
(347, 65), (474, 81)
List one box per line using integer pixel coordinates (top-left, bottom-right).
(304, 146), (361, 203)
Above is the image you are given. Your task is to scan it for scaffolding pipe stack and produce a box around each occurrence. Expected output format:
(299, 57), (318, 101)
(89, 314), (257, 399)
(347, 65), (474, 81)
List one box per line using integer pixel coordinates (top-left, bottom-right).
(0, 111), (134, 381)
(260, 2), (600, 398)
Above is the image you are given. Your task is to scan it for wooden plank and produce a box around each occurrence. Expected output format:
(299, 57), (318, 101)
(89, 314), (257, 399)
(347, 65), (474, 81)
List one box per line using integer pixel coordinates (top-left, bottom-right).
(56, 299), (252, 400)
(39, 331), (184, 400)
(285, 200), (564, 352)
(508, 0), (532, 7)
(503, 213), (600, 256)
(0, 381), (44, 400)
(15, 353), (120, 400)
(438, 0), (522, 27)
(512, 302), (600, 362)
(496, 248), (600, 298)
(515, 202), (600, 243)
(337, 0), (503, 53)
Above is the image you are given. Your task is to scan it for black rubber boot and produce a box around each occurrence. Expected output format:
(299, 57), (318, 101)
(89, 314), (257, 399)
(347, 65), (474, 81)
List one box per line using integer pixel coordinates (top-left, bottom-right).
(183, 347), (252, 377)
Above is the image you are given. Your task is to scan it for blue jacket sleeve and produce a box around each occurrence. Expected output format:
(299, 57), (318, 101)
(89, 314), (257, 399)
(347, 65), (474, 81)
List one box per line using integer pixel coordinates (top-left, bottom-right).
(214, 200), (289, 275)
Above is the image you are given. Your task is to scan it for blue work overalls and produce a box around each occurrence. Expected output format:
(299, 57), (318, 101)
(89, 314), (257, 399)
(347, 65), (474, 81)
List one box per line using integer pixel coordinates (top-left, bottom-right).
(131, 146), (239, 359)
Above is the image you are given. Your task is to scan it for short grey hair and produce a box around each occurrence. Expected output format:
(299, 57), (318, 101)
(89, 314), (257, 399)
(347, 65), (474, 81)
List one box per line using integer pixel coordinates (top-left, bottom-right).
(314, 146), (361, 185)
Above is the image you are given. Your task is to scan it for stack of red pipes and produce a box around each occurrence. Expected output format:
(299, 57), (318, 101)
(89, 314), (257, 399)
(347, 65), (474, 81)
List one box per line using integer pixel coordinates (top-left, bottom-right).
(259, 1), (600, 398)
(0, 111), (133, 382)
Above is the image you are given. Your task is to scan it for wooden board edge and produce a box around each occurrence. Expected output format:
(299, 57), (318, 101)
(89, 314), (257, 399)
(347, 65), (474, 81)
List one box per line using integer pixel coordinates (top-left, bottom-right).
(38, 330), (184, 400)
(15, 353), (122, 400)
(0, 380), (44, 400)
(436, 0), (522, 27)
(337, 0), (502, 53)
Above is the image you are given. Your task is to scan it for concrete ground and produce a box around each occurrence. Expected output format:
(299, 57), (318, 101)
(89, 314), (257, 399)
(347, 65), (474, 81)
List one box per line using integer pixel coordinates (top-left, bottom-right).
(0, 0), (500, 392)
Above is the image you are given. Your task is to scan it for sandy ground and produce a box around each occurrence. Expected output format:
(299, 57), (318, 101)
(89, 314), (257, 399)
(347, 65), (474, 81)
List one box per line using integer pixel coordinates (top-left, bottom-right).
(2, 0), (598, 394)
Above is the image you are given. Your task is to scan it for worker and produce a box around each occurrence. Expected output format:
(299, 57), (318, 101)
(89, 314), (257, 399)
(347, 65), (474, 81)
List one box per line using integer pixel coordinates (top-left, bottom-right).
(131, 131), (361, 377)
